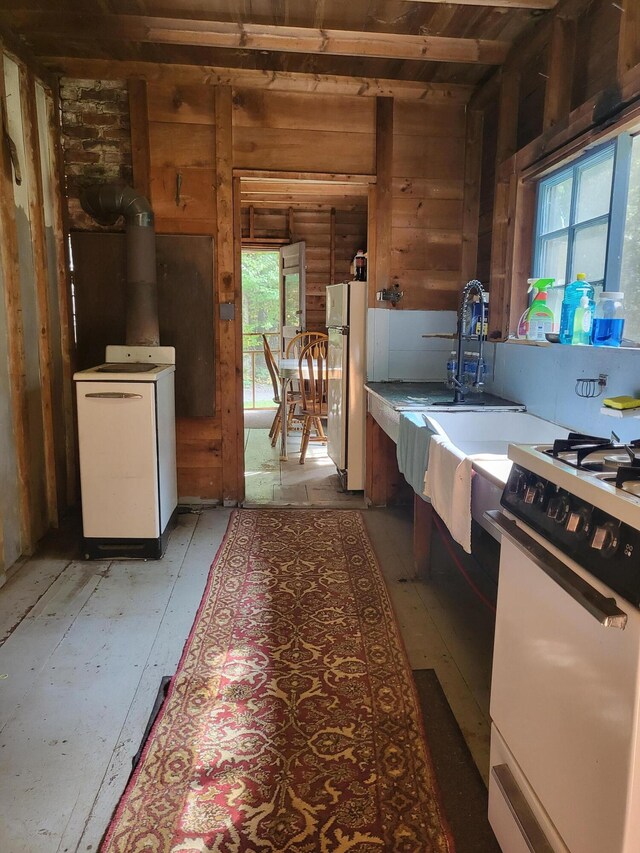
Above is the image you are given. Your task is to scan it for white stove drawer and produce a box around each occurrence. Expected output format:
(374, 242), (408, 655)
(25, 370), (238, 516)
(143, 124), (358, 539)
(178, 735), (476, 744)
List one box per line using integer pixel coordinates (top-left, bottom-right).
(489, 725), (567, 853)
(491, 529), (640, 853)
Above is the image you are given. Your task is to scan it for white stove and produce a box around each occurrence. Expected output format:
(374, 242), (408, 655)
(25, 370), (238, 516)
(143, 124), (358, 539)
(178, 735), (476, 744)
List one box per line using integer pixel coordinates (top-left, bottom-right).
(488, 433), (640, 853)
(74, 345), (178, 559)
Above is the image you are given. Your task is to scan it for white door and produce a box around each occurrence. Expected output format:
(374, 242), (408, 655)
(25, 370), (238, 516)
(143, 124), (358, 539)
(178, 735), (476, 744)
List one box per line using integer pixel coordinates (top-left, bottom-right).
(280, 241), (306, 354)
(76, 381), (160, 538)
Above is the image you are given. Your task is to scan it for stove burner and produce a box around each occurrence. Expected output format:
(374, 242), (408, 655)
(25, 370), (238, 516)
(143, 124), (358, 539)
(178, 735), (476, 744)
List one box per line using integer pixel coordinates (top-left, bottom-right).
(545, 433), (640, 480)
(617, 465), (640, 493)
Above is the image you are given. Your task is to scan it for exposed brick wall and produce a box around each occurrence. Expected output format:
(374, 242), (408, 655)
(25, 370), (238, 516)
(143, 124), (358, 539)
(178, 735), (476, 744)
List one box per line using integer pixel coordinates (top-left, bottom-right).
(59, 79), (132, 230)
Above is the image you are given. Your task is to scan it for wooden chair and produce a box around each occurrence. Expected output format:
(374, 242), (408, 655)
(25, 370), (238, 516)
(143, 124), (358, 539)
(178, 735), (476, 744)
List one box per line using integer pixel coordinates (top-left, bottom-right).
(297, 337), (328, 464)
(262, 334), (300, 447)
(262, 334), (284, 446)
(285, 331), (328, 358)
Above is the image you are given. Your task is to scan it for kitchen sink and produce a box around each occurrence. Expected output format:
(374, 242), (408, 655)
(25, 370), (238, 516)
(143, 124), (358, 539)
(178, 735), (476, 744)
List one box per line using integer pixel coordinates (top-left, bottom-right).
(422, 411), (569, 456)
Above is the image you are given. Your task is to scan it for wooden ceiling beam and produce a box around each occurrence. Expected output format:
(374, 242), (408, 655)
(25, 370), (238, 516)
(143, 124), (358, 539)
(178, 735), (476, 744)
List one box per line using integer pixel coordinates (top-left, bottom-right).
(27, 14), (510, 65)
(43, 58), (474, 102)
(408, 0), (556, 6)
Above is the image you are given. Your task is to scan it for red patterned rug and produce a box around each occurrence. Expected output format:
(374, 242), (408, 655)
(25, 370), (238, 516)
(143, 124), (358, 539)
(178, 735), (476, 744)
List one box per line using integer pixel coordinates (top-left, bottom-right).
(101, 509), (454, 852)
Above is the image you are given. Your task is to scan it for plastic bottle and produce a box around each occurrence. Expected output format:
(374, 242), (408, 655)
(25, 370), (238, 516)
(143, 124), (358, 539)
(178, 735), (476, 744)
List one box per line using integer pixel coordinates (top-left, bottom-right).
(591, 292), (625, 347)
(470, 293), (489, 338)
(525, 278), (555, 341)
(570, 295), (594, 345)
(354, 249), (366, 281)
(559, 274), (595, 345)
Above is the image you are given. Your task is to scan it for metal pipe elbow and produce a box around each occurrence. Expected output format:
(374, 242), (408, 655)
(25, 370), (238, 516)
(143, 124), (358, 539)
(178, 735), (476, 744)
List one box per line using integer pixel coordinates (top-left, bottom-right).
(80, 183), (154, 228)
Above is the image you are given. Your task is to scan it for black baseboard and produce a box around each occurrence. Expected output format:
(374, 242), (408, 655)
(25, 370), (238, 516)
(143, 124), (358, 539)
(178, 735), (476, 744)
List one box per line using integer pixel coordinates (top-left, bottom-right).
(82, 506), (178, 560)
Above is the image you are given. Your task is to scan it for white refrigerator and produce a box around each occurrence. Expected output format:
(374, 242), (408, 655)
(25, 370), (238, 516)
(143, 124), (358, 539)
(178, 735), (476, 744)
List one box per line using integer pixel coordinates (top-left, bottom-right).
(326, 281), (367, 491)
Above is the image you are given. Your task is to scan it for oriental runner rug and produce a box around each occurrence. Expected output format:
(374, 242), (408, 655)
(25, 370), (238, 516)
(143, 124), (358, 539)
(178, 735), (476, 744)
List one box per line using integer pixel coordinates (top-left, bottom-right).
(101, 509), (454, 853)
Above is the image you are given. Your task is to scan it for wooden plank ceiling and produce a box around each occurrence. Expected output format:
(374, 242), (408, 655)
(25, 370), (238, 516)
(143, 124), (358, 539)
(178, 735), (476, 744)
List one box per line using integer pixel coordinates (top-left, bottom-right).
(2, 0), (552, 88)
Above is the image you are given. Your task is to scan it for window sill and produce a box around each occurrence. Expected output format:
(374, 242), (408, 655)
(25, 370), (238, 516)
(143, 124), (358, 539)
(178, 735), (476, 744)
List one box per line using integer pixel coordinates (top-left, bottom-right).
(505, 337), (640, 351)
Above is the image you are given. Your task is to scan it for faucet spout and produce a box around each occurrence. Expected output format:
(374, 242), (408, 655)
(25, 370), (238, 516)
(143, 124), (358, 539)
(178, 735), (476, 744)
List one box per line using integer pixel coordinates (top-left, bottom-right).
(452, 279), (486, 405)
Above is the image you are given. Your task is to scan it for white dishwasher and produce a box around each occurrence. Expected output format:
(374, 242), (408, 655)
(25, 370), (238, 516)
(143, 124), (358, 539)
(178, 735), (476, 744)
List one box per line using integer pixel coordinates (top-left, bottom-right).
(74, 345), (177, 559)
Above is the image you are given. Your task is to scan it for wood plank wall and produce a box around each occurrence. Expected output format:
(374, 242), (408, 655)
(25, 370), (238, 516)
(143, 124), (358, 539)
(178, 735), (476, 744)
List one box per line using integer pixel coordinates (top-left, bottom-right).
(144, 82), (223, 500)
(59, 79), (473, 507)
(391, 101), (469, 310)
(0, 47), (75, 577)
(572, 0), (621, 109)
(232, 89), (376, 175)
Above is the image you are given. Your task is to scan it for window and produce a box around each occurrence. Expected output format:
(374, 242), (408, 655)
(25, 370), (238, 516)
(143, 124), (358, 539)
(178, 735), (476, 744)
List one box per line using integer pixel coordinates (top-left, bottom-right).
(532, 132), (640, 342)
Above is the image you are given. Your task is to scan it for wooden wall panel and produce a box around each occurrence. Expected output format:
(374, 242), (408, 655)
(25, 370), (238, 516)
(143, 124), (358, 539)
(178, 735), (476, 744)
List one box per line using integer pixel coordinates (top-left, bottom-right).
(232, 89), (376, 175)
(232, 89), (375, 133)
(572, 0), (621, 110)
(517, 43), (547, 151)
(390, 99), (468, 310)
(477, 97), (499, 285)
(139, 81), (222, 499)
(71, 233), (216, 418)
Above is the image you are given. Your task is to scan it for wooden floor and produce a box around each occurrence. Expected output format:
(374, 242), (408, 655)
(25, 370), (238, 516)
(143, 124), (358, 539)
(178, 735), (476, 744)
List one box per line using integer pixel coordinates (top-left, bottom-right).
(243, 414), (366, 507)
(0, 505), (495, 853)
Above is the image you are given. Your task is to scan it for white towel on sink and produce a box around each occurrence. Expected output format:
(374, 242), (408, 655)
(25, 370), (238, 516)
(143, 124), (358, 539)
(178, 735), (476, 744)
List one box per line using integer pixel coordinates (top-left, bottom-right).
(423, 435), (475, 553)
(424, 436), (507, 553)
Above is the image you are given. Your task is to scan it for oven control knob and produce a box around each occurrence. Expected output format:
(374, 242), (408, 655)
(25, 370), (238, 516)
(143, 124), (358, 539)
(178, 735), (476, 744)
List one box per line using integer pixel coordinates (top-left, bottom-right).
(524, 480), (547, 507)
(565, 508), (591, 535)
(591, 523), (620, 556)
(509, 470), (527, 497)
(548, 495), (570, 523)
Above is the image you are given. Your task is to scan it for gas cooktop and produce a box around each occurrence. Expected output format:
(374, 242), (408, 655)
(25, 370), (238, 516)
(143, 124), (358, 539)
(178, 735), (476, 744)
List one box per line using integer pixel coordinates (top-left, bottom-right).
(502, 433), (640, 607)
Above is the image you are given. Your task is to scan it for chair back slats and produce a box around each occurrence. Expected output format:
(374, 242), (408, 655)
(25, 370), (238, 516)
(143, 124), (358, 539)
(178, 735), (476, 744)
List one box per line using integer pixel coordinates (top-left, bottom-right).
(262, 334), (280, 403)
(286, 331), (328, 359)
(298, 338), (328, 416)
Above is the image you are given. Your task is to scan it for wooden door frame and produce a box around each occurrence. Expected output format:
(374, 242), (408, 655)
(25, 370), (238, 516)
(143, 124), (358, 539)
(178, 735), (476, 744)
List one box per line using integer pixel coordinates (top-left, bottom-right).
(233, 169), (374, 503)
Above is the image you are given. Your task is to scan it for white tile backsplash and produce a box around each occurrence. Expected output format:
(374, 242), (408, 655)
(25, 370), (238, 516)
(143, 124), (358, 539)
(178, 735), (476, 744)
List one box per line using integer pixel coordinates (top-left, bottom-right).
(368, 308), (456, 381)
(484, 341), (640, 441)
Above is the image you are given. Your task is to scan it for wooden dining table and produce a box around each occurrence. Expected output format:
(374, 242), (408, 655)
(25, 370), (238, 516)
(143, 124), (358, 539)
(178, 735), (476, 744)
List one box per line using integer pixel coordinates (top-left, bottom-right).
(277, 357), (318, 461)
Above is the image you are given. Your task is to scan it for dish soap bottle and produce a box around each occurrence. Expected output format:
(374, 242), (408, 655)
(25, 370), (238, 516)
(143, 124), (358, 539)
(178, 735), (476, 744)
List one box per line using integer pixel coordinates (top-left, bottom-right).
(571, 295), (594, 345)
(559, 273), (594, 345)
(525, 278), (555, 341)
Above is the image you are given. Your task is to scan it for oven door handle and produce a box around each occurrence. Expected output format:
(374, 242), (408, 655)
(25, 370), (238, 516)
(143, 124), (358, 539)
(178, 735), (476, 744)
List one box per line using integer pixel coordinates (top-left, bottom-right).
(84, 392), (143, 399)
(485, 510), (628, 629)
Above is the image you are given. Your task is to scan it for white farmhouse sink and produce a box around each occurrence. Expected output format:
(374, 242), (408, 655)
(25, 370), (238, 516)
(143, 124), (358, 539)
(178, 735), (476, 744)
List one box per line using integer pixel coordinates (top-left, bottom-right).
(423, 411), (569, 457)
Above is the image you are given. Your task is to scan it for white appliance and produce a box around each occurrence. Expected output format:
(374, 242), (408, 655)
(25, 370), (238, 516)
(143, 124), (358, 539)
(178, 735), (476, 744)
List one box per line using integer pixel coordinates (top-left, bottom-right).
(74, 345), (178, 559)
(487, 435), (640, 853)
(326, 281), (367, 491)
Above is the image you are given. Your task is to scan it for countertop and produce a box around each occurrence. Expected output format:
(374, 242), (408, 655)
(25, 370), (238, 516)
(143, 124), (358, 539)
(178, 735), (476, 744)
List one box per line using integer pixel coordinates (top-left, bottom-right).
(365, 381), (525, 412)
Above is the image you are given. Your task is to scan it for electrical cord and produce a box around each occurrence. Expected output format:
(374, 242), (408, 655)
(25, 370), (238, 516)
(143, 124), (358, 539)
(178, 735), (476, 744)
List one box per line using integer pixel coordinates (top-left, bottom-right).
(432, 513), (497, 615)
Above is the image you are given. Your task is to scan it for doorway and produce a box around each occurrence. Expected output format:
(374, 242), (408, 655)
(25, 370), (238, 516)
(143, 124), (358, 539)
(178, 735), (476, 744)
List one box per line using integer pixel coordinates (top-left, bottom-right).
(238, 174), (370, 507)
(241, 249), (280, 421)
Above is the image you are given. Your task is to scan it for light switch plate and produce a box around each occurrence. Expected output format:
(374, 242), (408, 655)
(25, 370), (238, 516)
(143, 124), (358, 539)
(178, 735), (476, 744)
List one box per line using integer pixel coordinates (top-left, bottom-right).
(220, 302), (235, 321)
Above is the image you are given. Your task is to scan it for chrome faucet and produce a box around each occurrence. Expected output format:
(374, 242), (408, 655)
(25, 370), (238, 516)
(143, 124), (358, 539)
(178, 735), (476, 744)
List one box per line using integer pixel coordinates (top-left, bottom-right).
(451, 279), (486, 405)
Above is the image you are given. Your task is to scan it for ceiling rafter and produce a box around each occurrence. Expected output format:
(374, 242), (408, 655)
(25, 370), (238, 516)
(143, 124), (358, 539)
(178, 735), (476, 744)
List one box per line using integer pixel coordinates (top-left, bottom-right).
(43, 58), (475, 102)
(21, 14), (510, 65)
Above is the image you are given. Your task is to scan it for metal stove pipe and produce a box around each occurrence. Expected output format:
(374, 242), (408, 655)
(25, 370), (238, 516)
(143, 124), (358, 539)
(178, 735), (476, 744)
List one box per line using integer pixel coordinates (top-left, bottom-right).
(80, 183), (159, 347)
